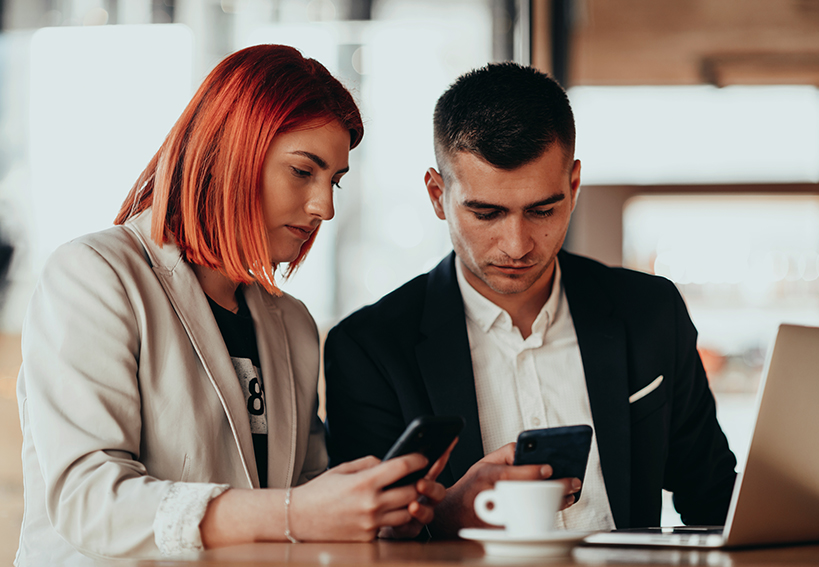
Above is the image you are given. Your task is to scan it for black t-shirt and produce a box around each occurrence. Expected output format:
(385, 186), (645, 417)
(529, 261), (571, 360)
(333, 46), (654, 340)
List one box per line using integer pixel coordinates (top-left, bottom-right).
(207, 289), (268, 488)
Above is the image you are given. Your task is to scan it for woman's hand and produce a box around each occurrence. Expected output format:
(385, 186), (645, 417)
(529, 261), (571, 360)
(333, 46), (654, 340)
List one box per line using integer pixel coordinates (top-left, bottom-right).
(378, 439), (457, 540)
(200, 445), (457, 547)
(288, 452), (432, 541)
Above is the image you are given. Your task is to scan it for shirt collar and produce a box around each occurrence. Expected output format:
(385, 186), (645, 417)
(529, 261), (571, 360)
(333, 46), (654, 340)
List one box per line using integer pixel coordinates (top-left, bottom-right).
(455, 257), (563, 337)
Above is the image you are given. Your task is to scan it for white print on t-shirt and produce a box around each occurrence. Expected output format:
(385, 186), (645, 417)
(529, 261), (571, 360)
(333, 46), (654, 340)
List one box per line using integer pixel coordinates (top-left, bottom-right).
(231, 357), (268, 435)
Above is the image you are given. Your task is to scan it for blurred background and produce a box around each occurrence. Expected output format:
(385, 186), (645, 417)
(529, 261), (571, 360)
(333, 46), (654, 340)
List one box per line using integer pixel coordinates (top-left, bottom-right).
(1, 0), (819, 560)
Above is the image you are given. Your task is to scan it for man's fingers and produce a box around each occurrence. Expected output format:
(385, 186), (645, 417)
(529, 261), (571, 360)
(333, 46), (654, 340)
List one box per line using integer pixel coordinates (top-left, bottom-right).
(480, 442), (517, 465)
(561, 493), (576, 510)
(408, 499), (434, 525)
(497, 463), (549, 481)
(555, 477), (582, 494)
(416, 478), (446, 504)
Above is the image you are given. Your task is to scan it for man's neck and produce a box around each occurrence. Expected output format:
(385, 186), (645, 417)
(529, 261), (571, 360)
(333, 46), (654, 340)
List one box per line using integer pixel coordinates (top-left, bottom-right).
(458, 259), (555, 339)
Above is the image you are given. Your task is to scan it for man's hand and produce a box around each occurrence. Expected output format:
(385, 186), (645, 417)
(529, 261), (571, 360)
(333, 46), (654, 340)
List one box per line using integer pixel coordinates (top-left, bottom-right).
(428, 443), (582, 539)
(378, 439), (457, 539)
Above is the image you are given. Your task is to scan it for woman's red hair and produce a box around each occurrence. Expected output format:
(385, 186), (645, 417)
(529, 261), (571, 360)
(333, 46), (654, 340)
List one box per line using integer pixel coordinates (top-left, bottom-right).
(115, 44), (363, 296)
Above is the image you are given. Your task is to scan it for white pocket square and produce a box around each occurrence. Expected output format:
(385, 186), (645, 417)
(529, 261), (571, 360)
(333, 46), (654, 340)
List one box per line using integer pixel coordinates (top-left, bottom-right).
(629, 375), (664, 404)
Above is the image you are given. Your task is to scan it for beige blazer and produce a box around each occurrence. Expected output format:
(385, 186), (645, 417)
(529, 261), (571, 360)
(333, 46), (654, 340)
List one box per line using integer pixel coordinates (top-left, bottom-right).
(15, 210), (327, 565)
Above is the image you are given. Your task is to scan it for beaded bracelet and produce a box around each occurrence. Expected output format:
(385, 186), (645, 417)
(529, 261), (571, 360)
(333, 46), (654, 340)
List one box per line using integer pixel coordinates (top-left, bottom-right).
(284, 486), (299, 543)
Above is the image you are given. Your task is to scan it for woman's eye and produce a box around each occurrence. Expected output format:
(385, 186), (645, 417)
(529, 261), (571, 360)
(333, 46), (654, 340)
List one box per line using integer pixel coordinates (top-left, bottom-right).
(291, 167), (311, 178)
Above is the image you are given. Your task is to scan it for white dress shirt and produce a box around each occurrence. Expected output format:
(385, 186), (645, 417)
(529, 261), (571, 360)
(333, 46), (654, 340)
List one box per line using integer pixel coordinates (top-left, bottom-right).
(456, 259), (616, 532)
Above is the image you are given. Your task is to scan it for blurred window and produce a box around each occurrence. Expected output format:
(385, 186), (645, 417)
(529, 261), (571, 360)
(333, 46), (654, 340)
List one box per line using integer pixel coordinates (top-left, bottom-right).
(623, 194), (819, 475)
(624, 194), (819, 393)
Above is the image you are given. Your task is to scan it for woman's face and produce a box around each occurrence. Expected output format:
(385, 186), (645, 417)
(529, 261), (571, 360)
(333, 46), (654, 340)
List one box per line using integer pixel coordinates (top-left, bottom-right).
(261, 119), (350, 264)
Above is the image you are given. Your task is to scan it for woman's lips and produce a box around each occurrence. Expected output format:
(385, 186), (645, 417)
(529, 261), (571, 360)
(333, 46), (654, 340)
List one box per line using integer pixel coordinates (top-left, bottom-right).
(286, 225), (315, 240)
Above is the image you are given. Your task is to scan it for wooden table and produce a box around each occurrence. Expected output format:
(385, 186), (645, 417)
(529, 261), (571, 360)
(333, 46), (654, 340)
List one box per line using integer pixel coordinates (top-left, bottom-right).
(133, 540), (819, 566)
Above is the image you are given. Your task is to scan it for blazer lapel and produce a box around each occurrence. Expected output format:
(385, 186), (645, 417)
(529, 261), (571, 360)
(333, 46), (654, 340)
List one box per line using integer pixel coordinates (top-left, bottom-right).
(560, 250), (631, 527)
(415, 253), (484, 484)
(125, 212), (258, 488)
(245, 286), (297, 489)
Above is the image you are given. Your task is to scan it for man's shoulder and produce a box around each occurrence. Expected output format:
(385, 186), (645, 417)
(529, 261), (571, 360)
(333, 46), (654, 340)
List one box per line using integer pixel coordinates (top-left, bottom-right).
(333, 271), (432, 335)
(330, 254), (457, 341)
(560, 250), (677, 295)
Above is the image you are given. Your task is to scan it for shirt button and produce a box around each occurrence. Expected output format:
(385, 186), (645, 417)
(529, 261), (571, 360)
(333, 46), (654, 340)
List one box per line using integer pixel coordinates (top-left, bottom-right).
(532, 417), (541, 426)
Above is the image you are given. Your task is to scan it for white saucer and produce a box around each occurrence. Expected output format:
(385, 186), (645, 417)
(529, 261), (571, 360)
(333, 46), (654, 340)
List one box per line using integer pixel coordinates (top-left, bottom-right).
(459, 528), (591, 558)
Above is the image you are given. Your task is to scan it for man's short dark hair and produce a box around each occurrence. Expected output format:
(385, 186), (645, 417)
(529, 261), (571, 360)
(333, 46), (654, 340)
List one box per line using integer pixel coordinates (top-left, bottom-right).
(433, 62), (576, 177)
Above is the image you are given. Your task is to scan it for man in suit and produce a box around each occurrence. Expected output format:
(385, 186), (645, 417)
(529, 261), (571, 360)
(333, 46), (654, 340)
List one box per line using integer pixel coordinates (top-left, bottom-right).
(324, 62), (737, 537)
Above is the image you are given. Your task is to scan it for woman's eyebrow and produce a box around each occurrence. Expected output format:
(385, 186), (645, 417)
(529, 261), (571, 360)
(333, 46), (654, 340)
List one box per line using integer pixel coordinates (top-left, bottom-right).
(289, 150), (349, 174)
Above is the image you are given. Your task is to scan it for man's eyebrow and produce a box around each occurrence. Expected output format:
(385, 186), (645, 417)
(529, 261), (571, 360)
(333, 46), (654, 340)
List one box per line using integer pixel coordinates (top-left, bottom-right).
(463, 200), (508, 211)
(525, 194), (565, 208)
(462, 193), (566, 210)
(289, 151), (350, 174)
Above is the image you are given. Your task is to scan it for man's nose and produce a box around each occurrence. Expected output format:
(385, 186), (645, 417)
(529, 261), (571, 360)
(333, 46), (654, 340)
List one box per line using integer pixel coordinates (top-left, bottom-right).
(497, 216), (534, 260)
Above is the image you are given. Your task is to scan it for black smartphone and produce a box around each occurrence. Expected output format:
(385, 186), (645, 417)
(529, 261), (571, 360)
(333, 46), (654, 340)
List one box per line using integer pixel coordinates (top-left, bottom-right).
(382, 415), (465, 489)
(513, 424), (593, 501)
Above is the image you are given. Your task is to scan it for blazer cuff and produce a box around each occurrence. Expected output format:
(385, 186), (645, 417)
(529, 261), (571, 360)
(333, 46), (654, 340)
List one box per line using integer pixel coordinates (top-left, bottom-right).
(153, 481), (230, 557)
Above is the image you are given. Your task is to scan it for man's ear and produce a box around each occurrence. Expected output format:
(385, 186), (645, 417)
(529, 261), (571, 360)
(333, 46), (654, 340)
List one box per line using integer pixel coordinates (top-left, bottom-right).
(569, 159), (581, 212)
(425, 168), (447, 220)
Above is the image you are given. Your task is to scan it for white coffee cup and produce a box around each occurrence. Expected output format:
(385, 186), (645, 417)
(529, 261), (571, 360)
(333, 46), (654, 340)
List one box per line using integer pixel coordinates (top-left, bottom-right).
(473, 480), (564, 537)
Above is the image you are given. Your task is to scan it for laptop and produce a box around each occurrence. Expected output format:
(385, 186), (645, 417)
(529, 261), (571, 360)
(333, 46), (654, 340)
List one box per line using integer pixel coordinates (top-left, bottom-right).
(584, 323), (819, 549)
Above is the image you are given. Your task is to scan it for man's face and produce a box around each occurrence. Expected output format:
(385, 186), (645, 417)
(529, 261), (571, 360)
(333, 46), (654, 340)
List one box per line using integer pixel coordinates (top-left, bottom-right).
(425, 145), (581, 303)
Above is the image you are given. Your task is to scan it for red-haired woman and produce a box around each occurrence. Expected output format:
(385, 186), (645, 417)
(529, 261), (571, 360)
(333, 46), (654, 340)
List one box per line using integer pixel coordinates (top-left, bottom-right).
(15, 45), (449, 565)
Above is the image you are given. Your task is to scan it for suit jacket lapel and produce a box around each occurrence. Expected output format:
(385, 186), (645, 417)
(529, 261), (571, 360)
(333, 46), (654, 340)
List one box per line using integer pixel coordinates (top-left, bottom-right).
(560, 250), (631, 527)
(125, 211), (258, 488)
(245, 286), (297, 489)
(416, 253), (484, 484)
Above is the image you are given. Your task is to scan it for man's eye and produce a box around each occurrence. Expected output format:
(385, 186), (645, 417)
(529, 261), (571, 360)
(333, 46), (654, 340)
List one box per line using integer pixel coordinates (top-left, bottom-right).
(474, 211), (500, 221)
(332, 180), (343, 190)
(530, 209), (554, 217)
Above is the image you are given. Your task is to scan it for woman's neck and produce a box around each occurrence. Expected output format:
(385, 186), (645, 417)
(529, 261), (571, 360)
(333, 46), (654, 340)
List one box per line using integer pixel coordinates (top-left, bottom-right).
(191, 263), (240, 313)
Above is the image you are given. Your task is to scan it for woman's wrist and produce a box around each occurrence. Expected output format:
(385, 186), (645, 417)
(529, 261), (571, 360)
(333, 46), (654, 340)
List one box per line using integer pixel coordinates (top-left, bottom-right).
(284, 486), (300, 543)
(201, 488), (291, 547)
(287, 485), (310, 542)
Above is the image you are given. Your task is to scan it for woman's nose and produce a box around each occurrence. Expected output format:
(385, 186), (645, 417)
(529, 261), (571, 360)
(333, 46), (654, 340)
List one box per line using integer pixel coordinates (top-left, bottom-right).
(306, 183), (335, 221)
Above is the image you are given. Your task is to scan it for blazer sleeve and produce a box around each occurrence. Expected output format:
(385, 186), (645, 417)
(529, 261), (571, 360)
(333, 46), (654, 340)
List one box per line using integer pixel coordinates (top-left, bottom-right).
(323, 322), (408, 467)
(663, 286), (737, 525)
(296, 406), (330, 484)
(278, 297), (329, 485)
(21, 240), (185, 559)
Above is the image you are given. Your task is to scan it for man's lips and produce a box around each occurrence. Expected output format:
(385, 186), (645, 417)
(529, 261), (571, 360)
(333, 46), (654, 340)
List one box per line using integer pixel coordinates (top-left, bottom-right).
(286, 224), (316, 240)
(491, 264), (536, 275)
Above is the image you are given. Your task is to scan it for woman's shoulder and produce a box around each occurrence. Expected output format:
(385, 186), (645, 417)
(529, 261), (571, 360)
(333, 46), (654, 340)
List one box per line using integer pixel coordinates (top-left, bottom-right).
(249, 284), (309, 315)
(45, 225), (149, 275)
(246, 285), (318, 333)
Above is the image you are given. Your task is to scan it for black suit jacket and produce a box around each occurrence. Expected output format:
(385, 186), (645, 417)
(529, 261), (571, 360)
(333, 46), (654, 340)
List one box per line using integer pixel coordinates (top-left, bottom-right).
(324, 251), (737, 528)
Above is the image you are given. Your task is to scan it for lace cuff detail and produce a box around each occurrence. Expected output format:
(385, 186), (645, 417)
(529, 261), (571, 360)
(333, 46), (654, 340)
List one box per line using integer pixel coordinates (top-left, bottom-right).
(153, 482), (230, 557)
